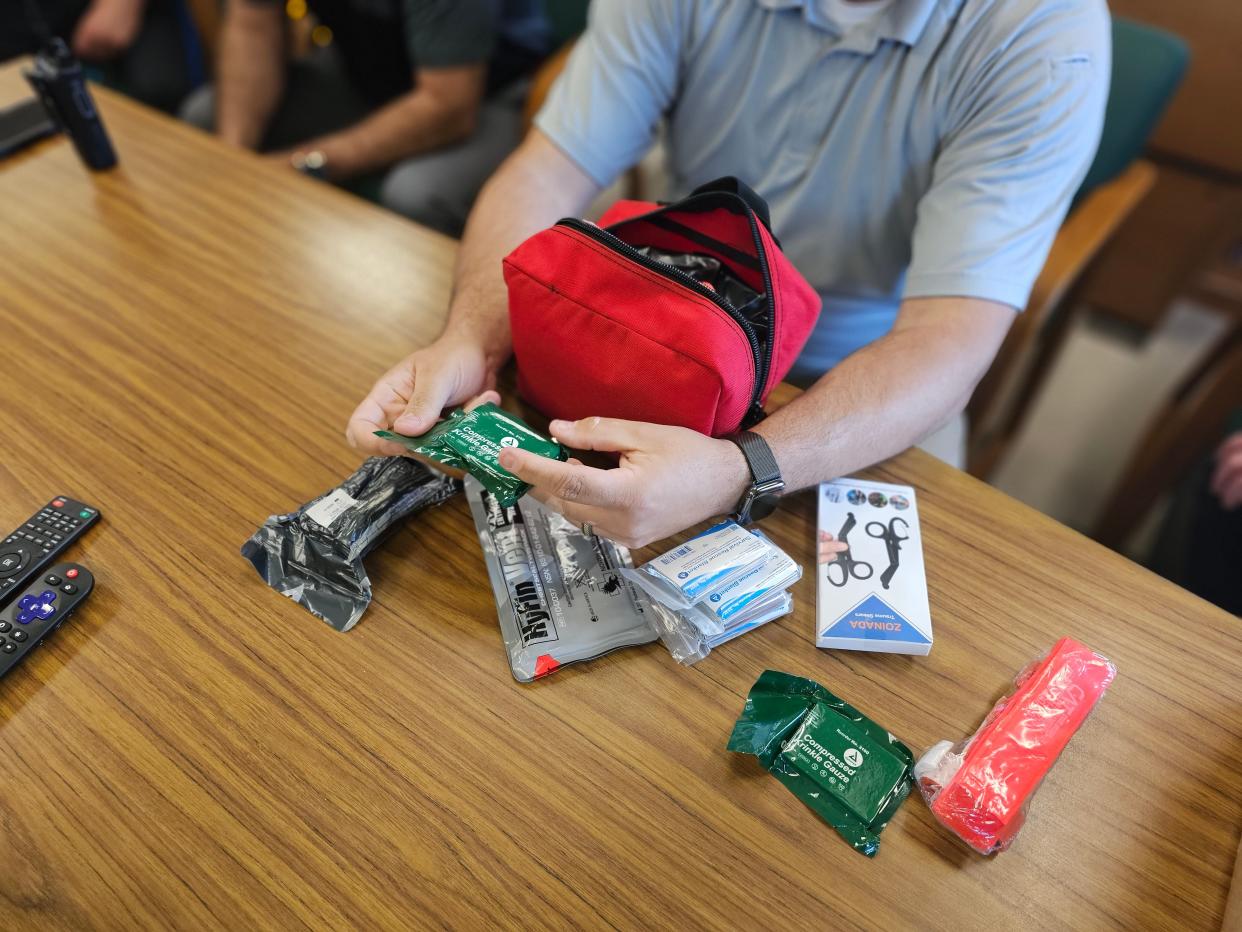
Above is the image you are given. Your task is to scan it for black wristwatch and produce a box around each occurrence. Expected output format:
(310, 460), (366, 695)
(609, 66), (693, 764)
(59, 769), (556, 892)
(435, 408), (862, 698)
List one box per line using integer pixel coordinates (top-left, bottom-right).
(727, 430), (784, 525)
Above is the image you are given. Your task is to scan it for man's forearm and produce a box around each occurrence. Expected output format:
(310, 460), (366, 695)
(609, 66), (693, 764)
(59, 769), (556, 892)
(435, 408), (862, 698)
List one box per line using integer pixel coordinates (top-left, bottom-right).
(756, 297), (1014, 488)
(440, 130), (601, 364)
(216, 0), (285, 149)
(301, 69), (482, 180)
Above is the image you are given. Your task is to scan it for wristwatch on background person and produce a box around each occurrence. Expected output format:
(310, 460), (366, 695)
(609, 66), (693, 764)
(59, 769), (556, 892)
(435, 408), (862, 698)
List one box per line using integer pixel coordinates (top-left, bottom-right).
(291, 149), (328, 179)
(726, 430), (785, 525)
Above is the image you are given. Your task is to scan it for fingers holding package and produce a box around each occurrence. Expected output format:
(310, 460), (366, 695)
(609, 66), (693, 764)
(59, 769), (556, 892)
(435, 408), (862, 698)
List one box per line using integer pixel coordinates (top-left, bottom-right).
(345, 340), (494, 456)
(499, 416), (751, 550)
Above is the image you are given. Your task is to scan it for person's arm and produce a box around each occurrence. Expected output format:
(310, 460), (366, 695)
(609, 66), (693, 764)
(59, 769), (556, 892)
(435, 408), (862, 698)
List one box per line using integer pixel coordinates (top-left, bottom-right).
(215, 0), (286, 150)
(71, 0), (147, 61)
(495, 298), (1011, 548)
(287, 64), (486, 181)
(345, 0), (680, 455)
(344, 131), (600, 455)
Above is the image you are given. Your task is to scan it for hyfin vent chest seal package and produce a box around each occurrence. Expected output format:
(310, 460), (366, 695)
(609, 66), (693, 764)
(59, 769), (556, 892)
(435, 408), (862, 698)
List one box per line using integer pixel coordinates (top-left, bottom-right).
(465, 477), (656, 682)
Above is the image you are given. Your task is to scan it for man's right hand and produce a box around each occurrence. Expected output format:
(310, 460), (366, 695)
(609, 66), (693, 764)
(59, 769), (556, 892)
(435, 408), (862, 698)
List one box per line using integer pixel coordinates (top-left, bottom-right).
(72, 0), (144, 61)
(345, 337), (495, 457)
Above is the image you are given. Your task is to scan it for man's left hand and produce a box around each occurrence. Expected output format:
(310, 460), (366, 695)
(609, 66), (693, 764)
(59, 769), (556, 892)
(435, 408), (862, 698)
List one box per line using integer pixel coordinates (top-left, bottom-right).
(497, 416), (752, 549)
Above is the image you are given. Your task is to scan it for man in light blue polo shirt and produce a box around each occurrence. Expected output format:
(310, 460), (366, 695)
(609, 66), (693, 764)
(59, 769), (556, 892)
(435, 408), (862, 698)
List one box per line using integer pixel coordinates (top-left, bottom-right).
(347, 0), (1109, 548)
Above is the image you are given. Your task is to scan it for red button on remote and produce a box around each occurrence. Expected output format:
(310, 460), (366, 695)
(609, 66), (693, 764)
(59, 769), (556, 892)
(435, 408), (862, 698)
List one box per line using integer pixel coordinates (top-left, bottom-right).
(66, 569), (78, 579)
(52, 499), (65, 508)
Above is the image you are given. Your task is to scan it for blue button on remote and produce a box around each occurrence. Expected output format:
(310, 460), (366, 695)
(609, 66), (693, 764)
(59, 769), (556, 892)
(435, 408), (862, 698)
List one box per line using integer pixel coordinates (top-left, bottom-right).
(2, 561), (94, 680)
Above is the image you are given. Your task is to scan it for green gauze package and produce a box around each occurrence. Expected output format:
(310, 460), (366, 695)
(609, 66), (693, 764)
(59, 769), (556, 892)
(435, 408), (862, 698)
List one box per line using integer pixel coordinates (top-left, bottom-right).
(376, 402), (566, 508)
(728, 670), (915, 856)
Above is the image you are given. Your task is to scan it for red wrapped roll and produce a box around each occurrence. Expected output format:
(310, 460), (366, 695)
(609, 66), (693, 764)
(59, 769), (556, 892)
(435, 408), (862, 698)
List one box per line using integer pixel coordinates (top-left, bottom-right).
(915, 637), (1116, 854)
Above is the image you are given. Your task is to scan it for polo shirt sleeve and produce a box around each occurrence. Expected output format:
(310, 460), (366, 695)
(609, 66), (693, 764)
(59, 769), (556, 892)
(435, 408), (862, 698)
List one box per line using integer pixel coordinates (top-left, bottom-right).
(903, 1), (1110, 311)
(403, 0), (499, 69)
(533, 0), (685, 187)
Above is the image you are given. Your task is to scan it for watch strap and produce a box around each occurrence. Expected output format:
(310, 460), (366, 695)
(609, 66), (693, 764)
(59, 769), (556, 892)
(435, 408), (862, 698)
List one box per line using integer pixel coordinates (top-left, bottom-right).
(731, 430), (781, 484)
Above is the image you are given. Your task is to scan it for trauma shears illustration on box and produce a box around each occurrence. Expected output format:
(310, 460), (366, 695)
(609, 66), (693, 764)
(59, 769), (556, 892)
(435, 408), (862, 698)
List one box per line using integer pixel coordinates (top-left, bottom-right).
(824, 512), (909, 590)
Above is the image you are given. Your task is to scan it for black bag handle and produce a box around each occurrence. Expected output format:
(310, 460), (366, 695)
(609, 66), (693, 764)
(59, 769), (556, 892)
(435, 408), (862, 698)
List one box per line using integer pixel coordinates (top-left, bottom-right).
(689, 176), (773, 233)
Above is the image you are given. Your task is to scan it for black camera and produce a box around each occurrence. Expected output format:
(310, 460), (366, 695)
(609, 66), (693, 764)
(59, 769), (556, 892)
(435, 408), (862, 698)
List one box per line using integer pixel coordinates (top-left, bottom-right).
(24, 38), (117, 171)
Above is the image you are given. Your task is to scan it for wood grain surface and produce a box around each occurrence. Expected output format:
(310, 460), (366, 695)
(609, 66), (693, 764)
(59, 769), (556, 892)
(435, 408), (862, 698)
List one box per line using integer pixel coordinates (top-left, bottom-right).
(1, 69), (1240, 931)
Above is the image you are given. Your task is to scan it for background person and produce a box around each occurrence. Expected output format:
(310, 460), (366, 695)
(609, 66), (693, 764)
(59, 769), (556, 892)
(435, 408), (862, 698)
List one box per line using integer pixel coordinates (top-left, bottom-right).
(1, 0), (194, 112)
(181, 0), (552, 234)
(347, 0), (1110, 547)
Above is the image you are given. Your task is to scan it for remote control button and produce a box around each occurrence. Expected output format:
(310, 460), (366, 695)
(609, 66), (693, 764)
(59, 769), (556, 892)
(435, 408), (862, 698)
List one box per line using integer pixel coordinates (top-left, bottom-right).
(18, 595), (37, 611)
(0, 553), (24, 574)
(45, 575), (61, 586)
(66, 569), (79, 579)
(40, 590), (57, 603)
(2, 642), (15, 654)
(52, 499), (65, 508)
(12, 630), (27, 642)
(16, 611), (33, 625)
(61, 584), (77, 595)
(35, 603), (55, 621)
(79, 510), (92, 519)
(0, 621), (9, 632)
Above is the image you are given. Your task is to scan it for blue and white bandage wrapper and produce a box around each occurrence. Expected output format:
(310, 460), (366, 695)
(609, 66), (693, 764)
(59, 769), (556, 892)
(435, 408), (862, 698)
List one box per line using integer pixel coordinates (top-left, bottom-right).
(706, 591), (793, 649)
(638, 520), (773, 608)
(691, 533), (801, 635)
(626, 523), (801, 665)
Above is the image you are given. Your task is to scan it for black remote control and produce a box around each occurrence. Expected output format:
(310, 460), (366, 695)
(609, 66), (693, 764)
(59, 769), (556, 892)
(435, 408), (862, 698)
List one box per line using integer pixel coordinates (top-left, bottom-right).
(0, 496), (100, 605)
(0, 562), (94, 677)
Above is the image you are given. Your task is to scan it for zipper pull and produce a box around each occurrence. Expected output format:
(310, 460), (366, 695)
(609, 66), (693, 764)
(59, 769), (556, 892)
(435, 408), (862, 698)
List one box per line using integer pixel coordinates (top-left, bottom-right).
(742, 403), (767, 429)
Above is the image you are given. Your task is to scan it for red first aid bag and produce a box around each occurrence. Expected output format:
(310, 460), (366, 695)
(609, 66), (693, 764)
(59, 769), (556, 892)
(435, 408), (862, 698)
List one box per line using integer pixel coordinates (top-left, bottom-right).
(503, 177), (822, 437)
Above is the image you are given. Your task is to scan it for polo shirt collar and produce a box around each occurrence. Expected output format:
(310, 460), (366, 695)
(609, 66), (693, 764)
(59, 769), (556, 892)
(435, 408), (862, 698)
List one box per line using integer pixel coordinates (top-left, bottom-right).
(755, 0), (946, 49)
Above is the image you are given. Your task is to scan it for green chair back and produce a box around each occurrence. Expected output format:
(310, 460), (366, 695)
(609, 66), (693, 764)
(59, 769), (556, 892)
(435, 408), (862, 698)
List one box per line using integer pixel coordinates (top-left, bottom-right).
(1075, 18), (1188, 201)
(543, 0), (590, 47)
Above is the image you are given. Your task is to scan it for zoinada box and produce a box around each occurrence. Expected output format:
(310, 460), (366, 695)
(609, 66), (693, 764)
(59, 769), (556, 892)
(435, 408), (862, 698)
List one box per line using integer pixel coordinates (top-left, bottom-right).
(816, 478), (932, 655)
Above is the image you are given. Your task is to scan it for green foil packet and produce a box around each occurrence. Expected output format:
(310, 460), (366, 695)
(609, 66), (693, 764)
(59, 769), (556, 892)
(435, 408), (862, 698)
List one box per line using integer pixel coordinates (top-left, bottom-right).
(728, 670), (915, 857)
(376, 403), (566, 508)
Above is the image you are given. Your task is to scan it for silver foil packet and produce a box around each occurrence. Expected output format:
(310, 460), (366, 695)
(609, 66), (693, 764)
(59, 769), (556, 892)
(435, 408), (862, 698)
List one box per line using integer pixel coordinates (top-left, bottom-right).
(464, 477), (656, 681)
(241, 456), (461, 632)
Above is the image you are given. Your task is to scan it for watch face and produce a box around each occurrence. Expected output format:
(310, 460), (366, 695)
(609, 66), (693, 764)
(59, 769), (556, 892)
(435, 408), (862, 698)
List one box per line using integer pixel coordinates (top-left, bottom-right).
(751, 492), (780, 521)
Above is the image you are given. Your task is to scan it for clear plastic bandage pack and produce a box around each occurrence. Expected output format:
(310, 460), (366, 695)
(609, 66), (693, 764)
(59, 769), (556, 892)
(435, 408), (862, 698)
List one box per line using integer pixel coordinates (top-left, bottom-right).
(623, 521), (801, 664)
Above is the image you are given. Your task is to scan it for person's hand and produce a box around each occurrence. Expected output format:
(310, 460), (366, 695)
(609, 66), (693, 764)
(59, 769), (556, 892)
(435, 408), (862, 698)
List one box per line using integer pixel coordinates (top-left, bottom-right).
(818, 531), (848, 564)
(72, 0), (144, 61)
(496, 416), (751, 549)
(345, 337), (495, 457)
(1210, 432), (1242, 510)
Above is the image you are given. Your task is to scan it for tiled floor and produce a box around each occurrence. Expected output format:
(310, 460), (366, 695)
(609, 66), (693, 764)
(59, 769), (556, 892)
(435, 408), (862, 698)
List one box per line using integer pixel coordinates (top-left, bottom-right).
(990, 300), (1231, 553)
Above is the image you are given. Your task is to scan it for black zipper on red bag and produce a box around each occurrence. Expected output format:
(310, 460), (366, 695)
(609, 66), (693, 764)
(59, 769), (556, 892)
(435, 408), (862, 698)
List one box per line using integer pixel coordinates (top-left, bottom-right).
(557, 207), (774, 424)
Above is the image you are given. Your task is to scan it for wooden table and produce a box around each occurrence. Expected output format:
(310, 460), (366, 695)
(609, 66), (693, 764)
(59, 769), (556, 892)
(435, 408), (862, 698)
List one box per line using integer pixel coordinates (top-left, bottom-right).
(2, 69), (1239, 930)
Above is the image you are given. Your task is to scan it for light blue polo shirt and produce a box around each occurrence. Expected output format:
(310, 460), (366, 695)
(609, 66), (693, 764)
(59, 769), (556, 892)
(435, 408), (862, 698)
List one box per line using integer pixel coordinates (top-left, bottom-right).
(534, 0), (1110, 383)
